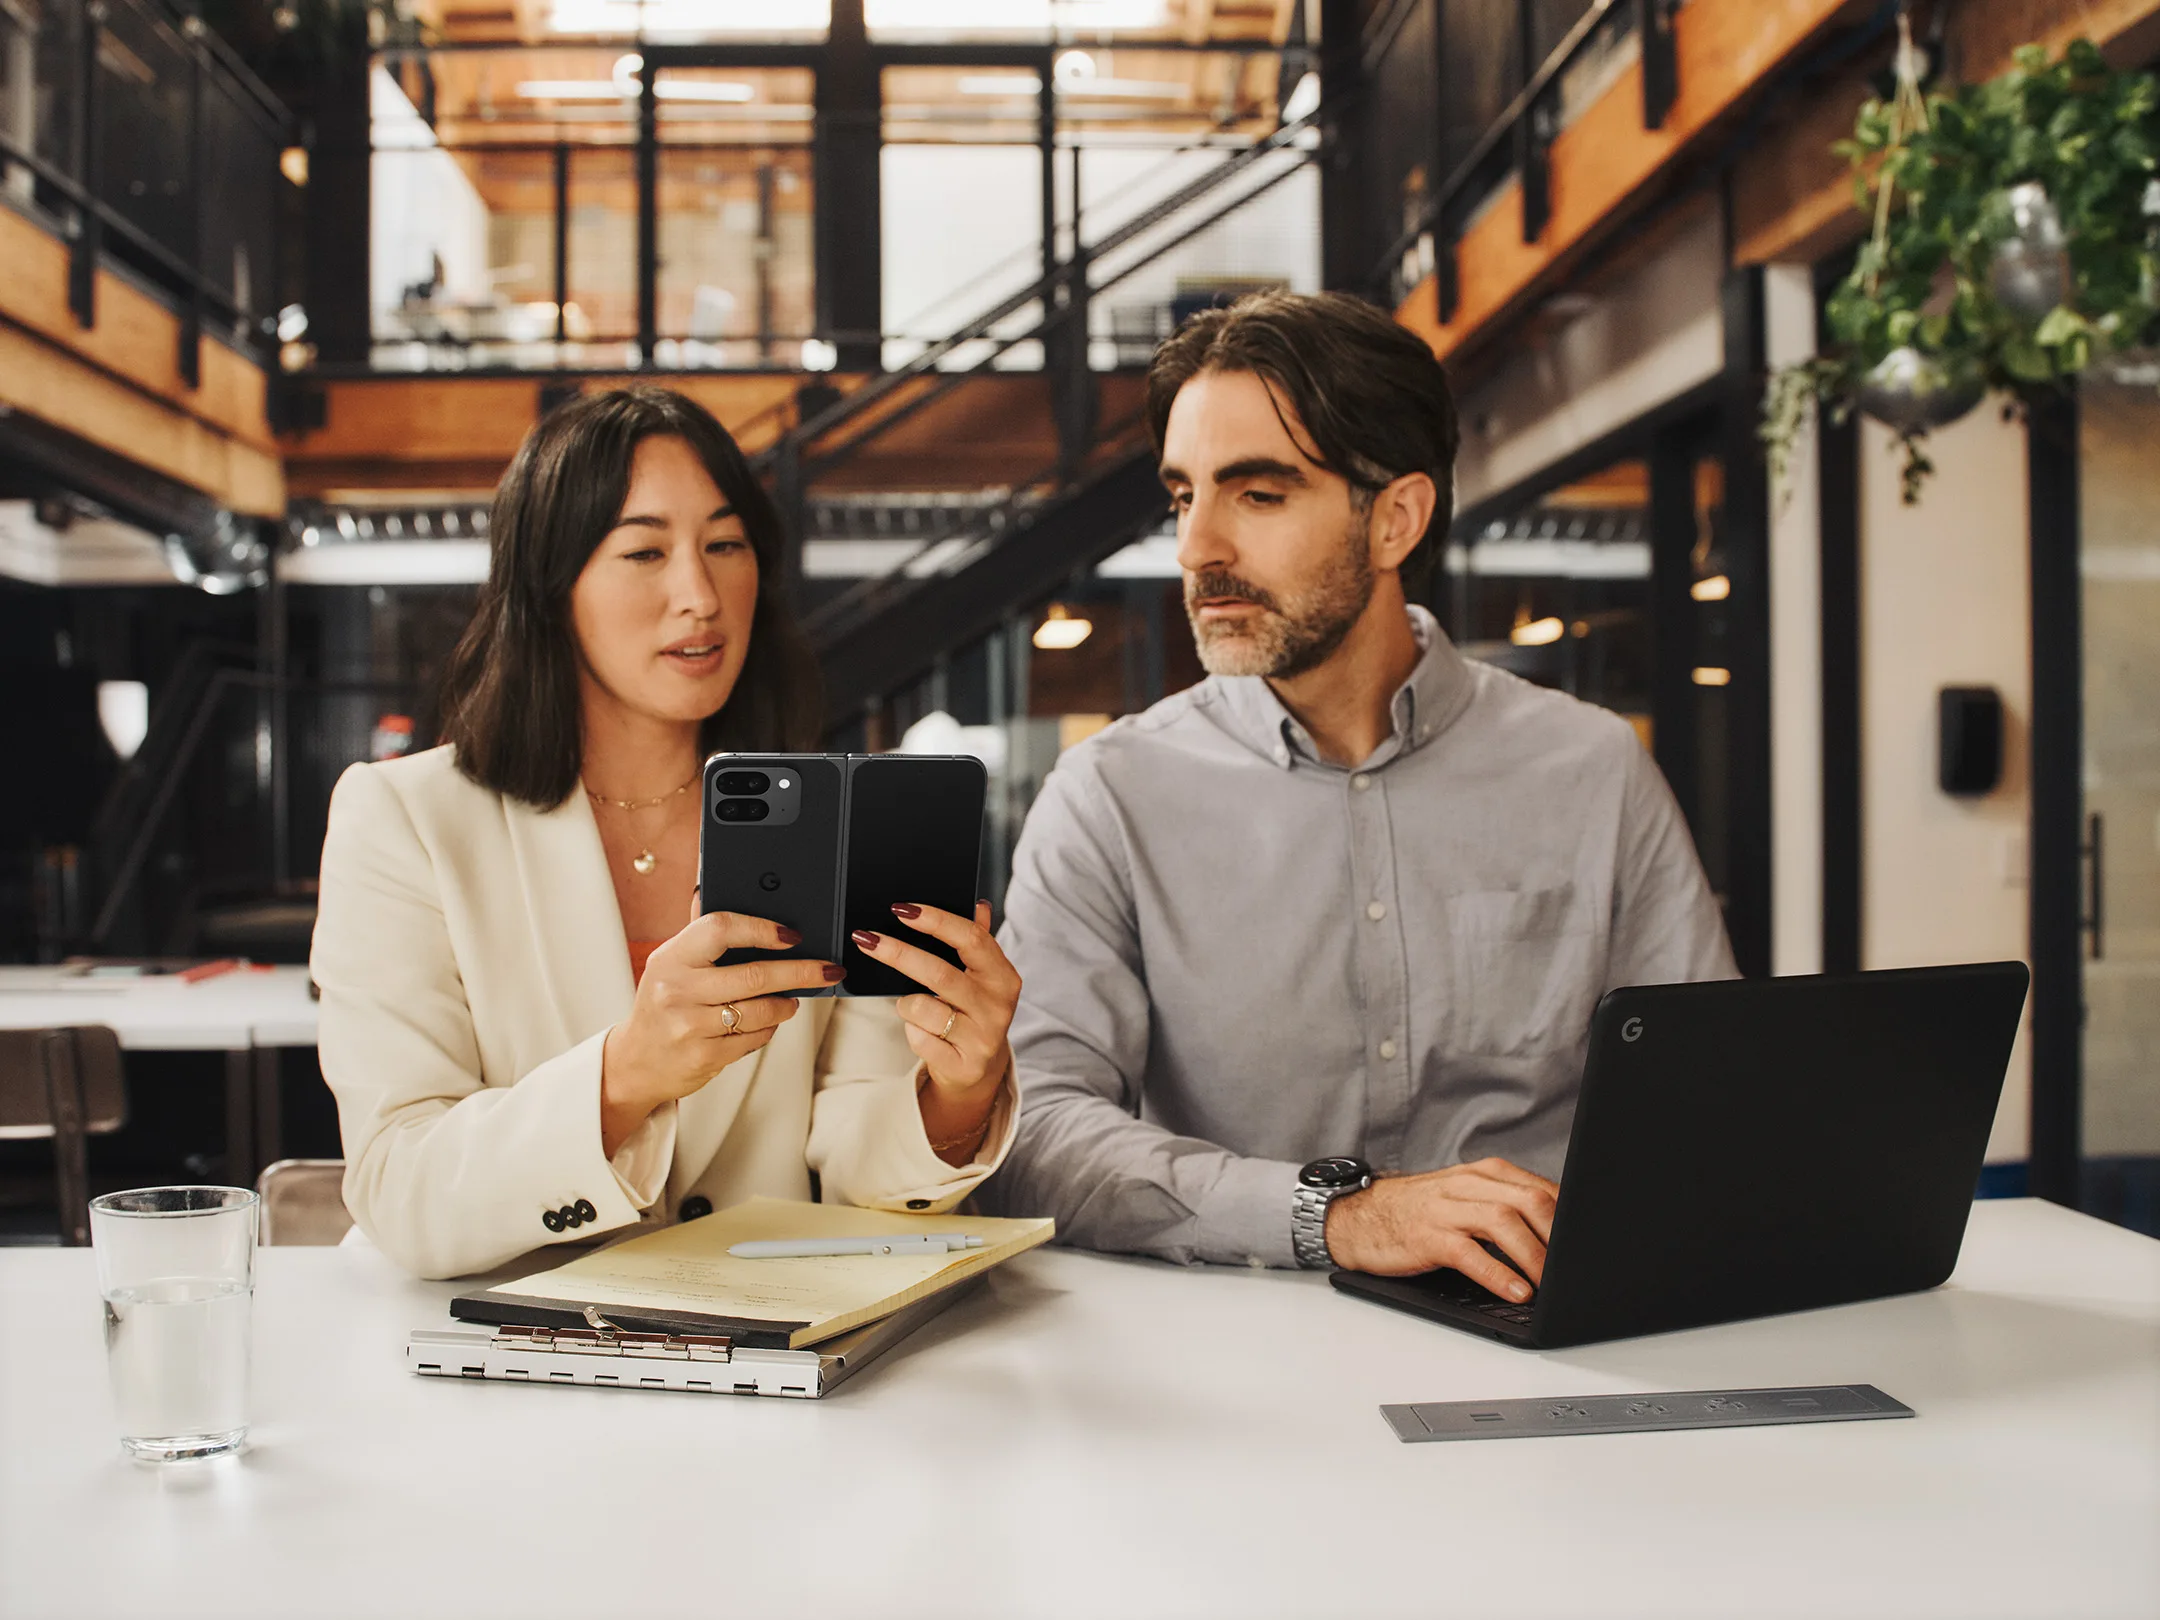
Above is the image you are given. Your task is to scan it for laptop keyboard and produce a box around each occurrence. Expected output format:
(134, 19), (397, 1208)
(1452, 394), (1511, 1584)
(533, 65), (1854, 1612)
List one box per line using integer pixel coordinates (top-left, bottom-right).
(1420, 1249), (1538, 1325)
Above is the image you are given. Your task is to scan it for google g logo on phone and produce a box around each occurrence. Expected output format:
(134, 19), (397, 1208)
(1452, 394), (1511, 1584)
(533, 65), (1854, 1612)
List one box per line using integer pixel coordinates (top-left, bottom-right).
(1621, 1017), (1645, 1043)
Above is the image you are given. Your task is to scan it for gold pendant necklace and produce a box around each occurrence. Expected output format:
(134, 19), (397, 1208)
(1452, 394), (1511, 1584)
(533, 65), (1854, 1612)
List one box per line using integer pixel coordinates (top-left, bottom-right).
(584, 768), (700, 877)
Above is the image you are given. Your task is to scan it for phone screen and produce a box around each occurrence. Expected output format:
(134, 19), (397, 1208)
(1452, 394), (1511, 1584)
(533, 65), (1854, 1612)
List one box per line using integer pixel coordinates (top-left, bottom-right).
(839, 756), (986, 999)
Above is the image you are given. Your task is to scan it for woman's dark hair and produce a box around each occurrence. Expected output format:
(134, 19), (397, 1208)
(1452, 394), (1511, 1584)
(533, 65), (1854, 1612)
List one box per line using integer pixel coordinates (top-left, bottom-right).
(1145, 290), (1461, 597)
(438, 386), (822, 807)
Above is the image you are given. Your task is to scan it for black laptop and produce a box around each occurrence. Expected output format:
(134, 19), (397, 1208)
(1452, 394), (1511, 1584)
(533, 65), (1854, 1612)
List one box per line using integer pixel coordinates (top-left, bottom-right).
(1331, 963), (2030, 1349)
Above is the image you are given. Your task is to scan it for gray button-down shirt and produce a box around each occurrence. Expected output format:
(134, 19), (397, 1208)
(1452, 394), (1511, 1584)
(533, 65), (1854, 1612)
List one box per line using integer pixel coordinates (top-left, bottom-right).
(980, 606), (1736, 1267)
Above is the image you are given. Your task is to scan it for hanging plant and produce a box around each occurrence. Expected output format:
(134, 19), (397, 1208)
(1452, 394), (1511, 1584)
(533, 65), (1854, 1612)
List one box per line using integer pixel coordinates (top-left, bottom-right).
(1764, 32), (2160, 503)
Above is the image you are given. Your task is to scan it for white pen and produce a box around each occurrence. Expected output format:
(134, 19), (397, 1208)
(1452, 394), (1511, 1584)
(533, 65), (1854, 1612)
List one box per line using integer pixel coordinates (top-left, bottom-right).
(728, 1234), (986, 1259)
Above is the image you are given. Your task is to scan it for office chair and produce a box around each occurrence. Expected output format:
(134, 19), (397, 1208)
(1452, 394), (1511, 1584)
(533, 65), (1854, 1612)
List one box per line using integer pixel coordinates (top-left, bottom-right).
(0, 1026), (127, 1246)
(255, 1157), (353, 1246)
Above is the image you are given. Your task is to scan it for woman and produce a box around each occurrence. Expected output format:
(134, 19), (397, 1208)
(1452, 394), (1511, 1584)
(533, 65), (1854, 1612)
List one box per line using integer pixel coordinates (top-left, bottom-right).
(311, 387), (1018, 1279)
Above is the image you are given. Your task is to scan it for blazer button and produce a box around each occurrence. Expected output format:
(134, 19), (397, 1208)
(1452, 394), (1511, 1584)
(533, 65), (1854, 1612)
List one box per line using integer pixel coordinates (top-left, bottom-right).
(560, 1204), (582, 1229)
(680, 1195), (713, 1222)
(542, 1208), (566, 1233)
(573, 1198), (597, 1224)
(906, 1199), (931, 1211)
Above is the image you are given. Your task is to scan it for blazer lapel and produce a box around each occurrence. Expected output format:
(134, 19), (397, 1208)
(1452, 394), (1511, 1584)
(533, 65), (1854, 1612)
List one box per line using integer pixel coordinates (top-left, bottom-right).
(500, 788), (634, 1050)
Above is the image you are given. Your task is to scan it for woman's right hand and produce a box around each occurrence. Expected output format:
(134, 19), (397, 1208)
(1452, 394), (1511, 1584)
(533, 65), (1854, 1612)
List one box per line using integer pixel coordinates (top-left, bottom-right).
(599, 911), (843, 1155)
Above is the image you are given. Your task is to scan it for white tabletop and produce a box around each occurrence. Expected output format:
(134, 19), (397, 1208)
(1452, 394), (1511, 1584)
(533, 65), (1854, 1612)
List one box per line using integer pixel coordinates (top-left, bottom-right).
(3, 1197), (2156, 1619)
(0, 965), (318, 1050)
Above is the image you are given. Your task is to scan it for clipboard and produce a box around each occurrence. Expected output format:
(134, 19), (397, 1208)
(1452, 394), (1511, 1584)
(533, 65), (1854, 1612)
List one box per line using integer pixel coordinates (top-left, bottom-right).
(445, 1197), (1054, 1350)
(409, 1283), (971, 1400)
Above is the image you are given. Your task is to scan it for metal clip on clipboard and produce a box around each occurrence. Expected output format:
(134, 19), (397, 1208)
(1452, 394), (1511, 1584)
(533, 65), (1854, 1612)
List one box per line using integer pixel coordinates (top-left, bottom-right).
(405, 1283), (974, 1399)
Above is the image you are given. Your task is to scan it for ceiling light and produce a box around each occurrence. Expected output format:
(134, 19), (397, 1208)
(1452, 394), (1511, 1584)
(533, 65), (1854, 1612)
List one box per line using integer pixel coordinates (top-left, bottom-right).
(1692, 667), (1732, 687)
(1691, 574), (1731, 602)
(98, 681), (150, 761)
(799, 337), (838, 371)
(1033, 604), (1094, 650)
(1510, 616), (1564, 647)
(959, 74), (1042, 96)
(516, 78), (753, 102)
(1055, 50), (1096, 84)
(1281, 71), (1320, 123)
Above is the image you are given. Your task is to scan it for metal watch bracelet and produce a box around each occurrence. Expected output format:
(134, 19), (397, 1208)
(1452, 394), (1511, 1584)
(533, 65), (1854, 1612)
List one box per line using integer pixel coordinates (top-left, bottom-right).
(1290, 1184), (1338, 1269)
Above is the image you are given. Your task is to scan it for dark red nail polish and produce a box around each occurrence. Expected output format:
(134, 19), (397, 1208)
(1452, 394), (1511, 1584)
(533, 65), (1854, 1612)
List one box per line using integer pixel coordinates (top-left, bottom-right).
(851, 930), (880, 950)
(890, 903), (921, 920)
(822, 963), (846, 982)
(776, 925), (803, 947)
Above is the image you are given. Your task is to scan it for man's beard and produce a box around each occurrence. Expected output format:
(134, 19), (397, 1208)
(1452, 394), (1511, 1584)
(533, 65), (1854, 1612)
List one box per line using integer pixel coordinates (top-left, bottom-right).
(1183, 512), (1376, 680)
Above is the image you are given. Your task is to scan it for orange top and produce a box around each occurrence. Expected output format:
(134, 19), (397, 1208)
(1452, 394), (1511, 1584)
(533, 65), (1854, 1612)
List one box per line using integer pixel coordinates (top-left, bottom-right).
(628, 940), (662, 985)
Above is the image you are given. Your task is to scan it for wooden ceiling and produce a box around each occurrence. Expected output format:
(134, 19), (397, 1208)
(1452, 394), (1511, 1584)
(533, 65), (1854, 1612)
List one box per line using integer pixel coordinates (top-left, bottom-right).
(410, 0), (1298, 48)
(403, 0), (1301, 145)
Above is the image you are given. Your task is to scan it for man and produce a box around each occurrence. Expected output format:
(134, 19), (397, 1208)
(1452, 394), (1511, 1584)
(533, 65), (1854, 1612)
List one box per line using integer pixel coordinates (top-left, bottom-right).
(979, 291), (1735, 1299)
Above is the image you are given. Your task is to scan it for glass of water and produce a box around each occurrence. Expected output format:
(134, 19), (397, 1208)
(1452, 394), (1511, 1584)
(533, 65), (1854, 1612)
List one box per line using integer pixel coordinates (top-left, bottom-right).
(89, 1186), (258, 1461)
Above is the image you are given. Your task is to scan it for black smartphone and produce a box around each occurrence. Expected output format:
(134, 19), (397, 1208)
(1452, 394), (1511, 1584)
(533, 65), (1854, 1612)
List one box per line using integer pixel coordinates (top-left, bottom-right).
(839, 754), (987, 998)
(698, 755), (846, 991)
(698, 753), (986, 999)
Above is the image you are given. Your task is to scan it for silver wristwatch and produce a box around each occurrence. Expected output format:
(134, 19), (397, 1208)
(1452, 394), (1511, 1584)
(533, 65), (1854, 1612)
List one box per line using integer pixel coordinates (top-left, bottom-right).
(1291, 1157), (1372, 1269)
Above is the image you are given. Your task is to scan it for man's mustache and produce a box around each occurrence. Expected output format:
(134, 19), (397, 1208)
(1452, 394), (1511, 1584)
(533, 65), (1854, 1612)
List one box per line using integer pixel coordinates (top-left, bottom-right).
(1184, 570), (1280, 616)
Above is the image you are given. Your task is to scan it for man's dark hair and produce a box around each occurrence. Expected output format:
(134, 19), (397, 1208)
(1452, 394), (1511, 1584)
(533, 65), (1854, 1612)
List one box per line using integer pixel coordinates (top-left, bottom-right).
(438, 386), (821, 808)
(1145, 289), (1461, 598)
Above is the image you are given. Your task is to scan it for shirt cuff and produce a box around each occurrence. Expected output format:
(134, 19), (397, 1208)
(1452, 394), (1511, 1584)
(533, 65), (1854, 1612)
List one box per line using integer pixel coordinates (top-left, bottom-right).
(1194, 1154), (1302, 1269)
(606, 1098), (677, 1211)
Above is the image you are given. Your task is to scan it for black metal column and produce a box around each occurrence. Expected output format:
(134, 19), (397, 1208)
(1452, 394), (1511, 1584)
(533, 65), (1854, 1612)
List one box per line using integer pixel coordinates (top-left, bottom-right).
(1719, 267), (1772, 978)
(303, 2), (371, 364)
(2027, 386), (2083, 1207)
(816, 0), (881, 372)
(1318, 0), (1366, 292)
(1647, 421), (1699, 832)
(636, 61), (658, 362)
(1817, 405), (1862, 974)
(67, 0), (99, 329)
(552, 141), (570, 345)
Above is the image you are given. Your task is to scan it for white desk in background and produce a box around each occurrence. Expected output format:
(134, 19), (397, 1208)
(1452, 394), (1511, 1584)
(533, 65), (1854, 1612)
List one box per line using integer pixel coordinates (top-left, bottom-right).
(0, 965), (319, 1180)
(2, 1198), (2156, 1619)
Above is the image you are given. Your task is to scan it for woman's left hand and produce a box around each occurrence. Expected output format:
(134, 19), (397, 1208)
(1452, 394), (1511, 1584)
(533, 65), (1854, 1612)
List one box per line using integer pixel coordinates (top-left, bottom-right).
(851, 902), (1018, 1155)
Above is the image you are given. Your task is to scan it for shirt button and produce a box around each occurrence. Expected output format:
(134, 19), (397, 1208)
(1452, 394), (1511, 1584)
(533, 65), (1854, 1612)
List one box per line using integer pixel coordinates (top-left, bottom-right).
(1379, 1039), (1398, 1060)
(679, 1195), (713, 1222)
(1366, 901), (1387, 921)
(1352, 774), (1372, 791)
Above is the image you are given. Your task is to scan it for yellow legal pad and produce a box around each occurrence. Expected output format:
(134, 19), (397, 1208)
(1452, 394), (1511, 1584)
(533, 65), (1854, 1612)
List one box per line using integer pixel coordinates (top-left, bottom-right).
(459, 1197), (1055, 1350)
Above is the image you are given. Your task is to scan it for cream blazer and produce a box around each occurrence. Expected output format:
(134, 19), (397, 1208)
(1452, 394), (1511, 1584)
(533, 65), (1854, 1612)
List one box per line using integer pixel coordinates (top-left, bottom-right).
(310, 745), (1015, 1280)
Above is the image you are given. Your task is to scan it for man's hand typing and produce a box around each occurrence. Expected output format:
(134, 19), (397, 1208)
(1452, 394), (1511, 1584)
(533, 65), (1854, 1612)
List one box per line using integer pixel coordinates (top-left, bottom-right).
(1323, 1158), (1559, 1300)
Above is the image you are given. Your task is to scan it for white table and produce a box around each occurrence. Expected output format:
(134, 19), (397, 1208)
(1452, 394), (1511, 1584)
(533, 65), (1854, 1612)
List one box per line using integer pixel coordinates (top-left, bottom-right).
(3, 1198), (2156, 1619)
(0, 965), (319, 1179)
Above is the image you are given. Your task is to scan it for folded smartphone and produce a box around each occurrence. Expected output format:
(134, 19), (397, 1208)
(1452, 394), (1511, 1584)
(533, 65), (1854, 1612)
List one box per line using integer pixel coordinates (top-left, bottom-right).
(697, 753), (987, 997)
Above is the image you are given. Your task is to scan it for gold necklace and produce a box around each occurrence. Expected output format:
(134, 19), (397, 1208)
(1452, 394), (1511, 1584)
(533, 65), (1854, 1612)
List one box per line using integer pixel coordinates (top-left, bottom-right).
(584, 768), (700, 876)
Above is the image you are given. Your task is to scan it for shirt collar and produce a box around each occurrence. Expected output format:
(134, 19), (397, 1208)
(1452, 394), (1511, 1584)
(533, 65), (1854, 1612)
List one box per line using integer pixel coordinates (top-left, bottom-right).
(1207, 605), (1476, 772)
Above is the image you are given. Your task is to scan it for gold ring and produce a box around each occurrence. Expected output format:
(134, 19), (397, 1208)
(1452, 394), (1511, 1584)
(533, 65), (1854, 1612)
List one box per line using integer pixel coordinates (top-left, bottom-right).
(719, 1003), (741, 1034)
(938, 1004), (958, 1042)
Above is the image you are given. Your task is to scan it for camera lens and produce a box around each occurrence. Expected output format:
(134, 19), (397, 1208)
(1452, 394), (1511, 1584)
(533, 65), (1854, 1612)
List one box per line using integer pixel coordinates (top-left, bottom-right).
(715, 770), (771, 796)
(715, 797), (770, 822)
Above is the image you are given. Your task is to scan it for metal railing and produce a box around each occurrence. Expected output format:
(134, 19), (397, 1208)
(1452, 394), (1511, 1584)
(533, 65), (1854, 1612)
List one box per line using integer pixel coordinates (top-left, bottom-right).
(746, 109), (1317, 683)
(1365, 0), (1677, 317)
(0, 0), (293, 383)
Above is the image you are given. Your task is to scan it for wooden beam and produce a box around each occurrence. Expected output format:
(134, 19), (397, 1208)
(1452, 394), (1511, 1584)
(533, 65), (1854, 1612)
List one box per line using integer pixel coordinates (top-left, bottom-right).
(1734, 0), (2160, 266)
(1395, 0), (1853, 363)
(0, 325), (284, 516)
(0, 206), (277, 456)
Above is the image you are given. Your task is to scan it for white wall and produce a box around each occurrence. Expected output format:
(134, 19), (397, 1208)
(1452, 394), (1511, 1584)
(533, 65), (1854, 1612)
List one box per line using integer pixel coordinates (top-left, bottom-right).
(1859, 408), (2033, 1163)
(881, 145), (1046, 369)
(369, 68), (491, 323)
(1765, 265), (1823, 978)
(1452, 204), (1725, 511)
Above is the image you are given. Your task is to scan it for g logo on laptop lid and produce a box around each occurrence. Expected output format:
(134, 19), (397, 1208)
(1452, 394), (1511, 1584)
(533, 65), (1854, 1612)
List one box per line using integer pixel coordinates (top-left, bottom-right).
(1621, 1016), (1644, 1043)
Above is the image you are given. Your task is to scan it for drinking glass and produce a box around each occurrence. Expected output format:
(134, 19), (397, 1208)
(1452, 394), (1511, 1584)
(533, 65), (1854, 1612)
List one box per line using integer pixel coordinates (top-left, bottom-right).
(89, 1186), (258, 1461)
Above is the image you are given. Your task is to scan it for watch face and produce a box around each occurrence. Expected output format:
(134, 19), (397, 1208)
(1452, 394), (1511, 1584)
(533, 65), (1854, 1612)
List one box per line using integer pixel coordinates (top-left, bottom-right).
(1299, 1156), (1370, 1191)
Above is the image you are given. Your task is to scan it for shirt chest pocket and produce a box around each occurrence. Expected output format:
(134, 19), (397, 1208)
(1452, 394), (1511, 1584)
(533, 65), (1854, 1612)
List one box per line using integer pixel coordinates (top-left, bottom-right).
(1442, 885), (1601, 1058)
